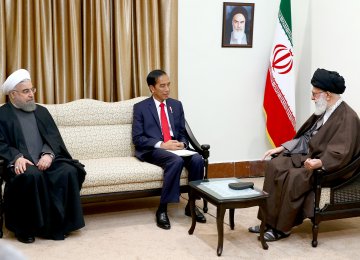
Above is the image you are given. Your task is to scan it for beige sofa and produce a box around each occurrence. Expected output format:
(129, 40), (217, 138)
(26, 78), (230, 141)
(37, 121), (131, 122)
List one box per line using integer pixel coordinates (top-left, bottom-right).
(0, 97), (209, 208)
(45, 97), (210, 203)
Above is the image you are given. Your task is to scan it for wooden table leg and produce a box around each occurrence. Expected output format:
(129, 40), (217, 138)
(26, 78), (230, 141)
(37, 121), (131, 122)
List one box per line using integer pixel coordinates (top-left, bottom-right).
(229, 208), (235, 230)
(216, 205), (226, 256)
(188, 189), (197, 235)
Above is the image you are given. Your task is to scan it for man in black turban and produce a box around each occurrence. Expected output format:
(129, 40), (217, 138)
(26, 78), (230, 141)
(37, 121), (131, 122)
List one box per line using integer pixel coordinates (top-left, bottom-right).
(248, 68), (360, 242)
(311, 68), (346, 94)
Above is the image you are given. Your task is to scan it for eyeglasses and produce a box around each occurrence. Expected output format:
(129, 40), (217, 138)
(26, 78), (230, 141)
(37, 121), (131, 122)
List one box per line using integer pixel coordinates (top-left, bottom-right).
(12, 88), (37, 94)
(311, 91), (324, 97)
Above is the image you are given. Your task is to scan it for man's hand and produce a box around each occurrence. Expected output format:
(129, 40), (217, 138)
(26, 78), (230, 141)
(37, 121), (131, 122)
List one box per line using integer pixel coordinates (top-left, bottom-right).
(160, 140), (185, 150)
(262, 146), (285, 160)
(37, 154), (53, 171)
(304, 158), (322, 170)
(14, 157), (34, 175)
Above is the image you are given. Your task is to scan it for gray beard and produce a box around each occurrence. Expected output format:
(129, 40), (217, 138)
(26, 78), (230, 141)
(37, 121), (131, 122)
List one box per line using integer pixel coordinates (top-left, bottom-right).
(314, 95), (327, 115)
(15, 100), (37, 112)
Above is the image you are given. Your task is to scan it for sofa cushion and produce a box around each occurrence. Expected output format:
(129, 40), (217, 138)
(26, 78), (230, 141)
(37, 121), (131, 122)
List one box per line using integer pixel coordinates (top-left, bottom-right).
(44, 98), (145, 126)
(79, 157), (188, 195)
(58, 125), (133, 160)
(42, 97), (147, 160)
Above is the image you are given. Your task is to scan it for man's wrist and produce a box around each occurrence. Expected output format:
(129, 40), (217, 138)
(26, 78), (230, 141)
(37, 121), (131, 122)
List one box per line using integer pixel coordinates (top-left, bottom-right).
(155, 141), (163, 149)
(42, 152), (55, 159)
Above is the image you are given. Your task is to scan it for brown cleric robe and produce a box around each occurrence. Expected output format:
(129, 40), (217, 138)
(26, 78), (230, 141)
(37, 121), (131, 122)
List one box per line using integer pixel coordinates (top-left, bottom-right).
(260, 102), (360, 233)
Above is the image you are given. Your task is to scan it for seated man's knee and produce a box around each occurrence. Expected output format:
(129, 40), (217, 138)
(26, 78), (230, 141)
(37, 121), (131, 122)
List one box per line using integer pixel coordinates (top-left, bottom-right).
(22, 166), (43, 179)
(170, 155), (184, 168)
(190, 153), (204, 167)
(11, 166), (43, 184)
(53, 162), (77, 174)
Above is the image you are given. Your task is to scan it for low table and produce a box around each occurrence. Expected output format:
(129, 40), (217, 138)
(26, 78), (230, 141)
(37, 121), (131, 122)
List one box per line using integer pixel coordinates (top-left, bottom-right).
(188, 178), (269, 256)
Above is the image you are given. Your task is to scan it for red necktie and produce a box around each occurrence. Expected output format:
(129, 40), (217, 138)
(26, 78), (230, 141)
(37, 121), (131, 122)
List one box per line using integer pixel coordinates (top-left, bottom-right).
(160, 102), (171, 142)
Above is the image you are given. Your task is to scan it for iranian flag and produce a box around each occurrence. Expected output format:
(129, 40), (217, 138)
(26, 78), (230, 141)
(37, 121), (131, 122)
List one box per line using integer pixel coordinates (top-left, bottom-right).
(263, 0), (296, 147)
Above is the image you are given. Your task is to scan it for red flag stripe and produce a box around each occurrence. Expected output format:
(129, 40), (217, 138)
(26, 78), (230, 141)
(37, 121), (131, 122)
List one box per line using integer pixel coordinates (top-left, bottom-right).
(263, 68), (296, 146)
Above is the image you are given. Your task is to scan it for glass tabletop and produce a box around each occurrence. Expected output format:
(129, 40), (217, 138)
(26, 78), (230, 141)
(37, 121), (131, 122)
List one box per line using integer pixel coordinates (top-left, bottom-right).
(189, 178), (266, 201)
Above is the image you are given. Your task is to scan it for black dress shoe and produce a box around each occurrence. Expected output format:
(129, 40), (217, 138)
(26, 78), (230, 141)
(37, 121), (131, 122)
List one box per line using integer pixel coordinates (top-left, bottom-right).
(185, 206), (207, 223)
(156, 210), (171, 230)
(16, 233), (35, 244)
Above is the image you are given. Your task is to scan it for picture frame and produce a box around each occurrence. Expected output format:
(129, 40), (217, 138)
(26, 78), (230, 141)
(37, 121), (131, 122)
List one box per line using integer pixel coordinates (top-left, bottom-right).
(222, 2), (255, 48)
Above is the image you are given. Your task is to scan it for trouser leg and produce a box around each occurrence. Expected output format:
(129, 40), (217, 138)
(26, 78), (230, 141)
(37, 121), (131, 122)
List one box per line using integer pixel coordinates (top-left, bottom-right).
(143, 149), (184, 204)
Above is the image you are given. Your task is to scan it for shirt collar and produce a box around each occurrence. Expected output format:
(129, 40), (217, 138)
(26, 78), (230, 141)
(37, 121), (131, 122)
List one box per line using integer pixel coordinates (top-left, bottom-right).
(152, 97), (167, 108)
(323, 97), (343, 124)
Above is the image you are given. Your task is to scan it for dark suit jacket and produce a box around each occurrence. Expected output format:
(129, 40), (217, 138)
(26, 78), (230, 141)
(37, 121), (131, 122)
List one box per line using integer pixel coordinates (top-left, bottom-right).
(132, 97), (189, 160)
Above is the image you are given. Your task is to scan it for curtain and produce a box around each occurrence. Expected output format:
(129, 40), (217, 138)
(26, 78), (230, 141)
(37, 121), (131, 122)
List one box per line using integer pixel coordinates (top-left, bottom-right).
(0, 0), (178, 104)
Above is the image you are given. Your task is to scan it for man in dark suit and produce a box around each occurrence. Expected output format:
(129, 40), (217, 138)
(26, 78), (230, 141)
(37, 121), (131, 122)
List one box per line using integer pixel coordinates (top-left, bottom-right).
(0, 69), (86, 243)
(132, 69), (206, 230)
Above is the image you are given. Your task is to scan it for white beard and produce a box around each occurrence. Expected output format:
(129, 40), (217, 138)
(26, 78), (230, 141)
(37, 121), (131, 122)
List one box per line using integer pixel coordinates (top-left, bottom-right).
(314, 95), (328, 115)
(230, 31), (247, 44)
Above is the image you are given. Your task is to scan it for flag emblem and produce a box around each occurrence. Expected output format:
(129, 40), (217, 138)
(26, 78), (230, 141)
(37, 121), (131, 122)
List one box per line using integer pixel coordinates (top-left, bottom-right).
(272, 44), (294, 75)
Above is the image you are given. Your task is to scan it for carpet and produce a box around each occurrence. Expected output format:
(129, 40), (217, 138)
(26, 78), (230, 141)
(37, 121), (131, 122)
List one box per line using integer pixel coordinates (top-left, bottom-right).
(1, 178), (360, 259)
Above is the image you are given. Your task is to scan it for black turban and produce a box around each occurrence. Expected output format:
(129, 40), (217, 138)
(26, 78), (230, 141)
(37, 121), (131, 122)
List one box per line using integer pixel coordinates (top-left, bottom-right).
(311, 68), (346, 94)
(231, 6), (248, 21)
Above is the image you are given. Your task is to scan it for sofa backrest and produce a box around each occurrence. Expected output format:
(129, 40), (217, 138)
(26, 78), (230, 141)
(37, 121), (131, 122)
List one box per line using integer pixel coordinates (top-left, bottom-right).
(42, 97), (147, 160)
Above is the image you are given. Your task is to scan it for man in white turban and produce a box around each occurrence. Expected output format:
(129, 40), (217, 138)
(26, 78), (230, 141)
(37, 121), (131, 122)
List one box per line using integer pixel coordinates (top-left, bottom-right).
(0, 69), (86, 243)
(1, 69), (31, 95)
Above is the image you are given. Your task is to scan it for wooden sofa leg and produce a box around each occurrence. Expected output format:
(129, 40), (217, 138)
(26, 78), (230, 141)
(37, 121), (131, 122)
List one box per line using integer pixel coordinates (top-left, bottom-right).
(312, 223), (319, 247)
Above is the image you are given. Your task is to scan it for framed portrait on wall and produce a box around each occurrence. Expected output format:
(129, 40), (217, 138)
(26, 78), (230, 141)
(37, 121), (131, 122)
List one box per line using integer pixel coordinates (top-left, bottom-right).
(222, 2), (255, 48)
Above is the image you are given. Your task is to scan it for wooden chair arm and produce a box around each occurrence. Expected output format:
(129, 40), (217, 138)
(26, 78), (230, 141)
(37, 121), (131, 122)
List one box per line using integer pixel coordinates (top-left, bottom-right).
(185, 120), (210, 179)
(313, 154), (360, 187)
(185, 120), (210, 159)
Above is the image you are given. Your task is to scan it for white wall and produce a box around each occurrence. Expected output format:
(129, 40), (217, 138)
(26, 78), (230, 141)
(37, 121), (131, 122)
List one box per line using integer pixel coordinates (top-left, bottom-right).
(178, 0), (360, 163)
(311, 0), (360, 115)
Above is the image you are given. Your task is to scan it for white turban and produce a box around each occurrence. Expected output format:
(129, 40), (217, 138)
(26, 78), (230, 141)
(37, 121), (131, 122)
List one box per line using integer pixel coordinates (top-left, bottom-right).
(1, 69), (31, 95)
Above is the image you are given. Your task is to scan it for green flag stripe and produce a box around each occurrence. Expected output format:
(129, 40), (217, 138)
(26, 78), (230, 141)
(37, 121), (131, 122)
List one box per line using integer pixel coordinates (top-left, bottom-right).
(280, 0), (292, 30)
(278, 0), (292, 45)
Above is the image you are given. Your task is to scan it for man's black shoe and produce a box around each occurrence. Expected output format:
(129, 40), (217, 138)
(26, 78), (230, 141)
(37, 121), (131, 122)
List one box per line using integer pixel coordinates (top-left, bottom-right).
(185, 206), (206, 223)
(16, 233), (35, 244)
(156, 211), (171, 230)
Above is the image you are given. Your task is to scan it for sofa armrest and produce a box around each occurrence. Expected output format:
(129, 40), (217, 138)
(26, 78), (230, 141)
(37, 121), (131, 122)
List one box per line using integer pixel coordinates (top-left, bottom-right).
(185, 120), (210, 179)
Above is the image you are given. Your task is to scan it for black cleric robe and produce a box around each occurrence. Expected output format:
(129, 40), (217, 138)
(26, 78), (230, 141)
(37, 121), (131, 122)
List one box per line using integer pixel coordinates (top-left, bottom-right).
(0, 102), (86, 239)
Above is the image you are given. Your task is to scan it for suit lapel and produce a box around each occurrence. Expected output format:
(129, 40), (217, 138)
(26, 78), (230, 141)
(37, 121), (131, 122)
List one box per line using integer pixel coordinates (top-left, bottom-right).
(147, 98), (161, 131)
(166, 100), (176, 135)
